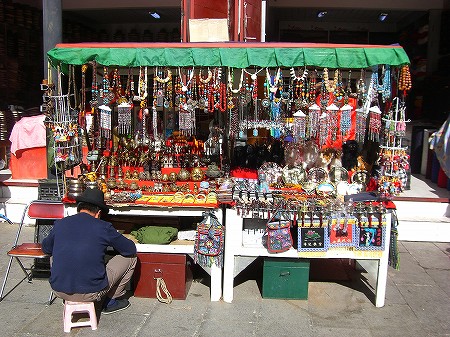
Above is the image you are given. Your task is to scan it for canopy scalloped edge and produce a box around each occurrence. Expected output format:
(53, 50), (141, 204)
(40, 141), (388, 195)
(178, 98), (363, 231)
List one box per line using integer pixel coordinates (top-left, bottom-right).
(47, 42), (410, 71)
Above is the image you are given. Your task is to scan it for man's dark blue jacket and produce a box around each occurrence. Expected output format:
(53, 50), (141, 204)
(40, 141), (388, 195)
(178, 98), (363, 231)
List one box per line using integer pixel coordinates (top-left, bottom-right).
(42, 212), (137, 294)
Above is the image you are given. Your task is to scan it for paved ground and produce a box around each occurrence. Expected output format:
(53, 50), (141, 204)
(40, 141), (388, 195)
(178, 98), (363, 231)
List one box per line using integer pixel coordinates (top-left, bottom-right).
(0, 222), (449, 337)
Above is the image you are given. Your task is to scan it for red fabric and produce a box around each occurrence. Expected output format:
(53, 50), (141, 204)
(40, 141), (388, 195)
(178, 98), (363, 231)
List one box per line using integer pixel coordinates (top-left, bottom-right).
(231, 168), (258, 179)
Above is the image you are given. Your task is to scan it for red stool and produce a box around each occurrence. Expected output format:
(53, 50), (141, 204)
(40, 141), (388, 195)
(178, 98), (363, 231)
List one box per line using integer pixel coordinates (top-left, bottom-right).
(63, 301), (98, 333)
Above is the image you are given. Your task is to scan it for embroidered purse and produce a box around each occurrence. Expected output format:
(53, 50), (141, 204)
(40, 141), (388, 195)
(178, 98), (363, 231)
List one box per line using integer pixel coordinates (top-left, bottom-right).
(265, 210), (293, 253)
(194, 211), (225, 267)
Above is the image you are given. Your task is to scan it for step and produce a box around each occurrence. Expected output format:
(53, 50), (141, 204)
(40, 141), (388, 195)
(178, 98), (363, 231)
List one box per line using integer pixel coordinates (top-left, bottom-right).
(393, 198), (450, 242)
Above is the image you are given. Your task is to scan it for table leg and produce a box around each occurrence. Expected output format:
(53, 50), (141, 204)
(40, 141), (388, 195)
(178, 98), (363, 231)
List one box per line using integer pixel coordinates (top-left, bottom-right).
(210, 264), (222, 301)
(223, 209), (242, 303)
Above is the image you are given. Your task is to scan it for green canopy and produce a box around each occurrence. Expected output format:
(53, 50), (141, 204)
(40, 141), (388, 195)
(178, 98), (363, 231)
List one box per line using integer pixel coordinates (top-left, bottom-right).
(47, 42), (410, 71)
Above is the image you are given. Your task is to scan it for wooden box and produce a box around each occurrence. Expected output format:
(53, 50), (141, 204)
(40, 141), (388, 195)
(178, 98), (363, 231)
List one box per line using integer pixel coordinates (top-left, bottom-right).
(133, 253), (192, 300)
(262, 258), (310, 300)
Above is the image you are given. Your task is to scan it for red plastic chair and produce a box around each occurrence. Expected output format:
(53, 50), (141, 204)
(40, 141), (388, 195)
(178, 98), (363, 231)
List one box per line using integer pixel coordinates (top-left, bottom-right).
(0, 200), (65, 304)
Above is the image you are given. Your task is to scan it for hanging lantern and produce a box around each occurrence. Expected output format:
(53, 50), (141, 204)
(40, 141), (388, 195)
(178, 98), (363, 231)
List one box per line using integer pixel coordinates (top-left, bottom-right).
(307, 103), (321, 138)
(293, 110), (307, 141)
(339, 104), (353, 136)
(117, 102), (132, 135)
(368, 106), (382, 142)
(326, 103), (339, 141)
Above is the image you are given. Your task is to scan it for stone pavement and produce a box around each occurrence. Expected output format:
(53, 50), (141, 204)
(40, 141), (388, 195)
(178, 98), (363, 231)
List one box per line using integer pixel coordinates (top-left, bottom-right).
(0, 222), (449, 337)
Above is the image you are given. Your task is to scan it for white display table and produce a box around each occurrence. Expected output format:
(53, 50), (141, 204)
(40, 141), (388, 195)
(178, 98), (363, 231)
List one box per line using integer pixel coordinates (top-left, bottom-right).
(65, 203), (223, 302)
(223, 208), (392, 307)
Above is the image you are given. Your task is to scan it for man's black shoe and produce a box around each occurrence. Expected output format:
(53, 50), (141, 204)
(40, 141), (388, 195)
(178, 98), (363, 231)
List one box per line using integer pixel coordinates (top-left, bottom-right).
(102, 298), (130, 314)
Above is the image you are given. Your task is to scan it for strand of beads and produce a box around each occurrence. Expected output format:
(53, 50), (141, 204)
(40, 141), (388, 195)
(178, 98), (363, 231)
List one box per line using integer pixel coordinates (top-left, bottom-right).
(323, 68), (339, 93)
(398, 65), (412, 92)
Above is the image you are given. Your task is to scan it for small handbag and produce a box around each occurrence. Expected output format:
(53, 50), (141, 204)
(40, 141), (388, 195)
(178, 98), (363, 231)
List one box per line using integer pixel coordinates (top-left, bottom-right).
(194, 211), (225, 267)
(265, 210), (293, 253)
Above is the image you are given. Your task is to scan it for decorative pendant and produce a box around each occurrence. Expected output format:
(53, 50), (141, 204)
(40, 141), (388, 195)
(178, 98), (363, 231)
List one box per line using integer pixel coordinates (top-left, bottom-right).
(308, 103), (321, 138)
(326, 103), (339, 141)
(99, 104), (112, 139)
(340, 104), (353, 136)
(319, 112), (328, 146)
(117, 102), (132, 135)
(368, 106), (382, 142)
(355, 108), (367, 143)
(293, 110), (307, 141)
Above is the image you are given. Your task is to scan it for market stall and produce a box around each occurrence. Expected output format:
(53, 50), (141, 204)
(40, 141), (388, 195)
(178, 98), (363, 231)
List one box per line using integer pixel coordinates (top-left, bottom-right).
(44, 41), (411, 305)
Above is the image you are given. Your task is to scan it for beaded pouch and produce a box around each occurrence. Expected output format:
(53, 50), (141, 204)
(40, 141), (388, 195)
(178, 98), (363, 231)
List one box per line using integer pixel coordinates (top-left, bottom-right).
(194, 211), (225, 267)
(265, 210), (293, 253)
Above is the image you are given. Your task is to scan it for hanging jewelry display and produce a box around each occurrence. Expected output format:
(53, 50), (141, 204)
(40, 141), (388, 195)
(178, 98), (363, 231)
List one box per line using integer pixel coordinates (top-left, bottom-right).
(117, 102), (132, 135)
(307, 103), (321, 138)
(340, 104), (353, 136)
(368, 105), (382, 142)
(326, 103), (339, 141)
(293, 110), (306, 141)
(45, 65), (81, 177)
(90, 61), (99, 109)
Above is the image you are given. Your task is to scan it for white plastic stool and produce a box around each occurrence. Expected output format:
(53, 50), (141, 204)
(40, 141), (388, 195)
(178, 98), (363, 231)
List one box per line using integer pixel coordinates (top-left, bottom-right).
(63, 301), (98, 333)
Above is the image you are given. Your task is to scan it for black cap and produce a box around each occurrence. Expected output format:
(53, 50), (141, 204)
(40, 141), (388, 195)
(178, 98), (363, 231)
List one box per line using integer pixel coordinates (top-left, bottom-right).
(75, 188), (109, 215)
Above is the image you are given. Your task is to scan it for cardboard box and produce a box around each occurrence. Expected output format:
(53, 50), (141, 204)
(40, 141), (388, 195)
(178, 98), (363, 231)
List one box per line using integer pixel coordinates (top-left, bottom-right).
(189, 18), (229, 42)
(133, 253), (192, 300)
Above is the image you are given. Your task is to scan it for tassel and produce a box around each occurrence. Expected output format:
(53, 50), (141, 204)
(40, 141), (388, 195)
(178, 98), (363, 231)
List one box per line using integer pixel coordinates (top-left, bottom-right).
(389, 211), (400, 270)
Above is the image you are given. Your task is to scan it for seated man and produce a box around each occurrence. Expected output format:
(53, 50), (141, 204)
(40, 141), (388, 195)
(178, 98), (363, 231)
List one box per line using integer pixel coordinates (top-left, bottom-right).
(42, 188), (137, 314)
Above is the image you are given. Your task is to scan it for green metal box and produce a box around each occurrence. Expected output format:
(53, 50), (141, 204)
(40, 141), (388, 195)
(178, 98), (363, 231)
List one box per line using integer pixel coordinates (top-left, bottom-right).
(262, 258), (310, 299)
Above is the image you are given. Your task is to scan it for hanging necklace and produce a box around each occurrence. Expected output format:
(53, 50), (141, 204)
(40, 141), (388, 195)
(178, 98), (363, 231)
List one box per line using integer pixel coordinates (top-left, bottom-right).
(178, 67), (194, 92)
(154, 67), (172, 84)
(398, 65), (412, 93)
(290, 67), (308, 82)
(323, 68), (339, 93)
(228, 68), (244, 94)
(266, 67), (281, 93)
(90, 62), (98, 109)
(67, 64), (77, 110)
(217, 82), (227, 112)
(199, 68), (212, 84)
(79, 64), (87, 128)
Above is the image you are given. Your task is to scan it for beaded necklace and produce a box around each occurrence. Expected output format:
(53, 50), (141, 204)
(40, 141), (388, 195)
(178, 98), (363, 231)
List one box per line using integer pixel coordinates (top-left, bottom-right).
(323, 68), (339, 93)
(80, 64), (87, 128)
(90, 62), (98, 109)
(228, 68), (244, 94)
(290, 67), (308, 82)
(154, 67), (172, 84)
(266, 67), (281, 94)
(398, 65), (412, 93)
(178, 67), (194, 92)
(199, 68), (212, 84)
(102, 66), (110, 106)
